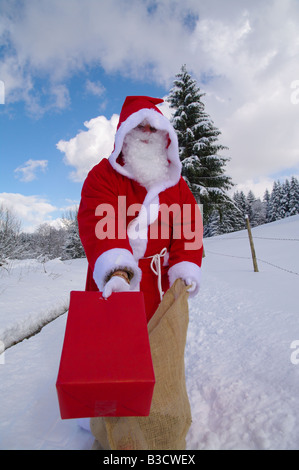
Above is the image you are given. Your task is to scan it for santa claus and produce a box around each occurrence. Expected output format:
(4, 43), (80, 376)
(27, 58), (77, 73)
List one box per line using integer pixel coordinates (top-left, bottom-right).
(78, 96), (203, 321)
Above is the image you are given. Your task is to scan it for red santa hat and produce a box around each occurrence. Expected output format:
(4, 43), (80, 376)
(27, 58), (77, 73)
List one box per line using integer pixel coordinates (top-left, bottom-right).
(117, 96), (164, 129)
(109, 95), (182, 190)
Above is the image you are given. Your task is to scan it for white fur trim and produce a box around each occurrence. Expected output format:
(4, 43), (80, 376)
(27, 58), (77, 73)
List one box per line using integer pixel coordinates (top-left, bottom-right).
(93, 248), (142, 291)
(168, 261), (201, 298)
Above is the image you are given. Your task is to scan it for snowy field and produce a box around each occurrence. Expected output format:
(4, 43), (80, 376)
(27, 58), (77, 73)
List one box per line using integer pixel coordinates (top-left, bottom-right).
(0, 215), (299, 450)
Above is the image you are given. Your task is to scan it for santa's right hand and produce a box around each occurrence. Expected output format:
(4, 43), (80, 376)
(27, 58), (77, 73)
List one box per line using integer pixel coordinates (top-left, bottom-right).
(102, 276), (131, 299)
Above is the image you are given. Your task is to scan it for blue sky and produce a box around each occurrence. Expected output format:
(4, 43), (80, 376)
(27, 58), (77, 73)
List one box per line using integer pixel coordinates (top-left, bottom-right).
(1, 70), (167, 231)
(1, 0), (299, 232)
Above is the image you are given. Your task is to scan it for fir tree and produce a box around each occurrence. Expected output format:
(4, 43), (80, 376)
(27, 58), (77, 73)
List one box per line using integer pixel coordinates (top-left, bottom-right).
(263, 189), (271, 223)
(244, 191), (265, 227)
(251, 198), (266, 227)
(269, 181), (284, 221)
(246, 191), (256, 224)
(204, 210), (220, 237)
(219, 202), (244, 234)
(167, 65), (233, 224)
(289, 176), (299, 215)
(233, 191), (247, 221)
(281, 179), (291, 217)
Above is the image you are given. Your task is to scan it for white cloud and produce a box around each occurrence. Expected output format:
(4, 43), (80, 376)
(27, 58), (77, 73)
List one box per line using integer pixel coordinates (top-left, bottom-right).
(0, 193), (57, 232)
(230, 177), (275, 200)
(48, 83), (70, 110)
(14, 159), (48, 182)
(85, 80), (105, 97)
(186, 0), (299, 186)
(221, 86), (299, 183)
(1, 0), (299, 186)
(0, 0), (187, 94)
(56, 114), (118, 182)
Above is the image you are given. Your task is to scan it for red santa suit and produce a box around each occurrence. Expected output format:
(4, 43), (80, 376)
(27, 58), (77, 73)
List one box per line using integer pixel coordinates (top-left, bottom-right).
(78, 96), (203, 322)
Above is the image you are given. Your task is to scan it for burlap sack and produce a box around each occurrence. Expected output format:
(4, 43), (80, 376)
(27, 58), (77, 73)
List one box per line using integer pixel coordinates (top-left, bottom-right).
(90, 278), (192, 450)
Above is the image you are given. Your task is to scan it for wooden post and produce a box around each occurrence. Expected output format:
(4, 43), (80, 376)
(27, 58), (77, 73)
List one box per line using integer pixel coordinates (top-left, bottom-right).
(245, 215), (259, 272)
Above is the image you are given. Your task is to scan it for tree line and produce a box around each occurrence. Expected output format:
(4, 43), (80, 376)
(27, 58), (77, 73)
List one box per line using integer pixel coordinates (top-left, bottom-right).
(204, 176), (299, 237)
(0, 206), (85, 266)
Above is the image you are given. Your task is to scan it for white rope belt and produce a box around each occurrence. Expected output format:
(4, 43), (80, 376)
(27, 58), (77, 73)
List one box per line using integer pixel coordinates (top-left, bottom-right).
(143, 247), (167, 301)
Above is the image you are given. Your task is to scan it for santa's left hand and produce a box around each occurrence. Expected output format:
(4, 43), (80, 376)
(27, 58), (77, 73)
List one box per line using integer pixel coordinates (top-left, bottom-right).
(102, 276), (131, 299)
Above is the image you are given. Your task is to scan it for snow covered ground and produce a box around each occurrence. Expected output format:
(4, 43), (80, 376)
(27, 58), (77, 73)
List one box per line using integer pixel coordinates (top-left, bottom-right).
(0, 215), (299, 450)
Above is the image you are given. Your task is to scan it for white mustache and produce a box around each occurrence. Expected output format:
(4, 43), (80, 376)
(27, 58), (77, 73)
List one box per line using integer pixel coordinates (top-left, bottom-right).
(122, 128), (169, 188)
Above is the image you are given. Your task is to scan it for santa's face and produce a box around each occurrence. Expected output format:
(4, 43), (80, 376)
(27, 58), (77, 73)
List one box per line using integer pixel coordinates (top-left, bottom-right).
(135, 122), (158, 143)
(122, 120), (170, 188)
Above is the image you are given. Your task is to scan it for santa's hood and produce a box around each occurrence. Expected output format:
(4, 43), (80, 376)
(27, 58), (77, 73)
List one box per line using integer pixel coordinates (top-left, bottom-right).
(108, 96), (182, 260)
(108, 96), (182, 192)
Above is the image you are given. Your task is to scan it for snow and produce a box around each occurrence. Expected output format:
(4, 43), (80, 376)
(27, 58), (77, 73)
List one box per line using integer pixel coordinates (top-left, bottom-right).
(0, 258), (88, 350)
(1, 215), (299, 450)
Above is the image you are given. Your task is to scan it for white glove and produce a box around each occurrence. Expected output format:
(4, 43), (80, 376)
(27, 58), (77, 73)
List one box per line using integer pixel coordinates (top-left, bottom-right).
(185, 277), (197, 293)
(102, 276), (131, 299)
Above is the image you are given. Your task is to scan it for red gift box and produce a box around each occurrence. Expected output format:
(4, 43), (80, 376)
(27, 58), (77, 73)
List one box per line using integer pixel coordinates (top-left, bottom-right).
(56, 291), (155, 419)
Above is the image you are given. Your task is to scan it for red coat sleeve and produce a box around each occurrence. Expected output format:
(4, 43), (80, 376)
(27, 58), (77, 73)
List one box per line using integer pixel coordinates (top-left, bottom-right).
(77, 159), (141, 290)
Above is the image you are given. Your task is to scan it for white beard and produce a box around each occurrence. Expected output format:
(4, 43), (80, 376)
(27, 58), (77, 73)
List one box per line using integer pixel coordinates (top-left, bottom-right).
(122, 127), (169, 188)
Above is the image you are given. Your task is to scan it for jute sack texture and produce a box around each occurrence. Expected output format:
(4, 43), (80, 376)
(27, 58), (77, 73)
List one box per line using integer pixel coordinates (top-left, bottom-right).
(90, 278), (192, 450)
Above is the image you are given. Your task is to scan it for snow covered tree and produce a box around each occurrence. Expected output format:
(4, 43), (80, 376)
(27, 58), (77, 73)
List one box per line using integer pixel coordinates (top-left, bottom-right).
(61, 208), (85, 260)
(233, 191), (247, 223)
(204, 209), (220, 237)
(204, 175), (299, 236)
(269, 181), (284, 221)
(0, 204), (22, 265)
(263, 189), (271, 223)
(34, 223), (66, 259)
(219, 202), (244, 234)
(167, 65), (233, 224)
(204, 196), (244, 236)
(289, 176), (299, 216)
(61, 221), (85, 260)
(246, 190), (256, 223)
(267, 177), (299, 221)
(251, 198), (266, 227)
(281, 179), (291, 218)
(244, 191), (266, 227)
(17, 232), (40, 259)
